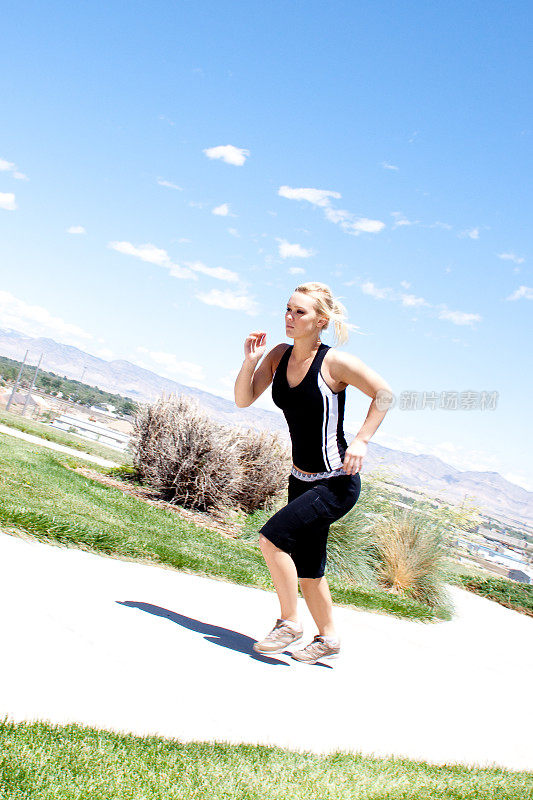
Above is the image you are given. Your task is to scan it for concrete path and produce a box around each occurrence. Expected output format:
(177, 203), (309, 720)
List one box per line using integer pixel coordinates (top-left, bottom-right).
(1, 530), (532, 772)
(0, 423), (118, 467)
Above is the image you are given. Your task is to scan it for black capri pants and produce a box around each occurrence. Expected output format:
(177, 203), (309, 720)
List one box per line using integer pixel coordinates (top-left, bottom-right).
(259, 471), (361, 579)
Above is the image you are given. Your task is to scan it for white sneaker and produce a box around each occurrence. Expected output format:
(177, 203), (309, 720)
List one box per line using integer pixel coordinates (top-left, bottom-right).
(253, 619), (303, 654)
(291, 635), (340, 664)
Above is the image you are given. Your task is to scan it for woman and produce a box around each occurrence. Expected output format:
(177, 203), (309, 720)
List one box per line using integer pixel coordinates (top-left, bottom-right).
(234, 282), (392, 664)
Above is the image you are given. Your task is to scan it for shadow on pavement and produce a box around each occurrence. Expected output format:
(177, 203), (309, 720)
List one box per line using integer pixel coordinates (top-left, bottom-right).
(117, 600), (291, 666)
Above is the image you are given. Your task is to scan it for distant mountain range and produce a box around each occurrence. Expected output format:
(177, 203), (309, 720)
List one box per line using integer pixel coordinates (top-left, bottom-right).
(1, 327), (531, 531)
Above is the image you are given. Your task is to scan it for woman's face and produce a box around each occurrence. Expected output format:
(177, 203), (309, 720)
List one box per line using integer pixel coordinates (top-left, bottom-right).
(285, 292), (326, 339)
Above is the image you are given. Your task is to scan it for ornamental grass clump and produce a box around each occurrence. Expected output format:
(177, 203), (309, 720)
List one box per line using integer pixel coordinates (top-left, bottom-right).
(322, 476), (399, 588)
(131, 394), (290, 514)
(326, 505), (379, 588)
(369, 507), (452, 610)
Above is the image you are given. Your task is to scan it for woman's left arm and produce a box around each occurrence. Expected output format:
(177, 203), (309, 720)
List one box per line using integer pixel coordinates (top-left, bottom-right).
(328, 350), (394, 475)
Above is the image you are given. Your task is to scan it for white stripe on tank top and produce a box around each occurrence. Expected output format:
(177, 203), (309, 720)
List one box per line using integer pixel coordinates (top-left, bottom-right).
(318, 373), (343, 471)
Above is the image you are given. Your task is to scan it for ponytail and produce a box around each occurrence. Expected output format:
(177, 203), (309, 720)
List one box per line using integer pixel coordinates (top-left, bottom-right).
(294, 281), (352, 346)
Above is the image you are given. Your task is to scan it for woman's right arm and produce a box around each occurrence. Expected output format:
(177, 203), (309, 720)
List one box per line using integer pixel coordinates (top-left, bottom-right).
(234, 332), (284, 408)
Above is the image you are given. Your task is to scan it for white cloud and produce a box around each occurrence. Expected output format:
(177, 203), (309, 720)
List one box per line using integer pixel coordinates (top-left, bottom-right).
(195, 288), (258, 314)
(498, 252), (525, 265)
(109, 241), (171, 266)
(278, 186), (341, 207)
(401, 293), (428, 307)
(357, 279), (422, 306)
(430, 221), (453, 230)
(289, 267), (305, 275)
(459, 227), (480, 240)
(0, 290), (93, 344)
(215, 368), (247, 400)
(219, 366), (283, 412)
(0, 192), (17, 211)
(391, 211), (416, 228)
(414, 441), (501, 474)
(345, 218), (386, 235)
(227, 227), (240, 237)
(372, 433), (504, 476)
(503, 472), (533, 492)
(279, 185), (385, 237)
(67, 225), (86, 235)
(108, 240), (196, 280)
(438, 306), (482, 326)
(323, 207), (352, 224)
(400, 280), (411, 289)
(95, 347), (115, 360)
(212, 203), (234, 217)
(0, 158), (28, 181)
(157, 178), (183, 190)
(185, 260), (239, 283)
(133, 351), (215, 392)
(137, 347), (205, 381)
(168, 265), (199, 279)
(382, 161), (399, 170)
(203, 144), (250, 166)
(355, 279), (480, 327)
(360, 281), (394, 300)
(506, 285), (533, 301)
(219, 367), (240, 392)
(277, 238), (314, 259)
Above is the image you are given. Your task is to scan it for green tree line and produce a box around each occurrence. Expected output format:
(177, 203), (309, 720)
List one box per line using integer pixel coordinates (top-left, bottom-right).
(0, 355), (137, 416)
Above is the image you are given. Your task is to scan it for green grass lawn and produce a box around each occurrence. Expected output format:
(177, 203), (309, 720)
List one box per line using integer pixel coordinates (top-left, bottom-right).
(1, 719), (531, 800)
(0, 432), (442, 621)
(451, 573), (533, 617)
(0, 407), (131, 464)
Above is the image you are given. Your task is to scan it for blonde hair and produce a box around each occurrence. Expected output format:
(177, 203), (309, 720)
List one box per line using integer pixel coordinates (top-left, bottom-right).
(294, 281), (351, 346)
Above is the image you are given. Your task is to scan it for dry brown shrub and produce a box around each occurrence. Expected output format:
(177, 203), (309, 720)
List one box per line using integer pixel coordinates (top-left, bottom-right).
(130, 394), (290, 514)
(234, 428), (292, 512)
(370, 507), (451, 609)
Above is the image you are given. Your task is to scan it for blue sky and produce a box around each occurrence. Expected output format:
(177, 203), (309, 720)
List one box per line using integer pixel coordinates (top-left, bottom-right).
(1, 1), (531, 490)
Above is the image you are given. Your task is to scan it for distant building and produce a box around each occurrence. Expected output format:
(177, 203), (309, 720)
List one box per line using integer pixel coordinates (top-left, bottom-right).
(0, 390), (37, 410)
(508, 569), (531, 584)
(51, 414), (130, 451)
(0, 389), (54, 413)
(90, 404), (117, 416)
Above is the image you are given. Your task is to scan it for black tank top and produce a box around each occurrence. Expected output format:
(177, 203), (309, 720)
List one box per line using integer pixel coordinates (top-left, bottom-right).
(272, 343), (348, 473)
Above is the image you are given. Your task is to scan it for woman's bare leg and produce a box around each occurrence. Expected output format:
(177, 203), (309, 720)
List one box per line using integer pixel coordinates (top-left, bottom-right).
(298, 576), (337, 638)
(259, 534), (300, 623)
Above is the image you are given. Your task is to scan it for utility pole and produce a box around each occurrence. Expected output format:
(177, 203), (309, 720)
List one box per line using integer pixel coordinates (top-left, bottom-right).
(6, 350), (29, 412)
(22, 353), (43, 417)
(80, 365), (86, 384)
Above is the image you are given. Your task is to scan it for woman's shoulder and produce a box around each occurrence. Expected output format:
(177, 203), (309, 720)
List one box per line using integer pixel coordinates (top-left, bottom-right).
(270, 342), (291, 372)
(322, 346), (368, 391)
(323, 346), (359, 367)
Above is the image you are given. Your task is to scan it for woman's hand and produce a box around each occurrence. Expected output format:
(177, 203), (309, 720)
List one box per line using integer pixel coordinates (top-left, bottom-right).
(342, 438), (367, 475)
(244, 331), (267, 365)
